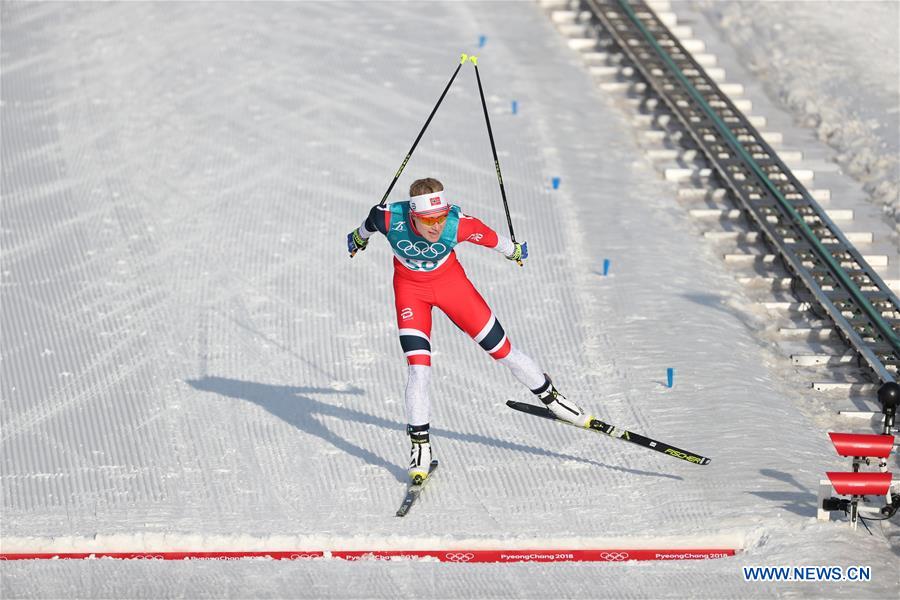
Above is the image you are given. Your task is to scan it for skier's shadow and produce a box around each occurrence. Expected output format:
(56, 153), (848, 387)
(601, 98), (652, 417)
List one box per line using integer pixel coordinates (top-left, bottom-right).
(186, 376), (681, 482)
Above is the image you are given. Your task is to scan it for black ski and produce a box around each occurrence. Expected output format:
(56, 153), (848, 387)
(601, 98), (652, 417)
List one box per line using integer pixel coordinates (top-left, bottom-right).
(506, 401), (711, 466)
(396, 460), (439, 517)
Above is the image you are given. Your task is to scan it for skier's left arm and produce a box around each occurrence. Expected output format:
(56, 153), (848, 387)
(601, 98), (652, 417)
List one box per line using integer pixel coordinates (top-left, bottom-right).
(457, 214), (527, 263)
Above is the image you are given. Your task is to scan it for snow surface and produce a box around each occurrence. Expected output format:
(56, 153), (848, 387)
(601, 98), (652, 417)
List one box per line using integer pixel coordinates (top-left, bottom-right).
(695, 0), (900, 227)
(1, 1), (898, 598)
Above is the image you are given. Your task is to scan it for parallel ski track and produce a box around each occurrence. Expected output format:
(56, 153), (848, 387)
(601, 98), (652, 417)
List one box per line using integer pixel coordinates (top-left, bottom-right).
(0, 0), (852, 552)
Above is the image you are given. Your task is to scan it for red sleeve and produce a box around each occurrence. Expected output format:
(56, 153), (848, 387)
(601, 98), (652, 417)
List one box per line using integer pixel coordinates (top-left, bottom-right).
(456, 214), (499, 248)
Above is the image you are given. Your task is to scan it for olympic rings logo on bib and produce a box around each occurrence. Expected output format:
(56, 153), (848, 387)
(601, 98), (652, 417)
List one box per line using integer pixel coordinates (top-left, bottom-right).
(397, 240), (446, 259)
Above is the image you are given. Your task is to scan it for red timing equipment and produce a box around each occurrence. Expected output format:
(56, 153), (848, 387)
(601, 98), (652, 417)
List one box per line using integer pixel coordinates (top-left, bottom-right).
(828, 432), (895, 459)
(826, 472), (893, 497)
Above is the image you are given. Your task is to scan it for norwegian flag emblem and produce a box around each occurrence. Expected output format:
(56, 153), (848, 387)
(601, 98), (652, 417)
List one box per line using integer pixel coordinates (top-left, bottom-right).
(430, 196), (441, 206)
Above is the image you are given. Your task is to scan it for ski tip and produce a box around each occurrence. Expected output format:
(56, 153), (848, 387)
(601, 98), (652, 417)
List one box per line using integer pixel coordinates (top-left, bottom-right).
(506, 400), (531, 409)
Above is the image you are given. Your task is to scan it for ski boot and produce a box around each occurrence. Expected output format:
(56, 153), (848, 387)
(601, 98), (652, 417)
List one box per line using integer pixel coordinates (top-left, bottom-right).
(533, 375), (593, 428)
(407, 423), (432, 485)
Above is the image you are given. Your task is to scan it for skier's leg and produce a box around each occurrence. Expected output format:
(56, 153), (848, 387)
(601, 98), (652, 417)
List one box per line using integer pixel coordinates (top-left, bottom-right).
(394, 299), (433, 369)
(405, 367), (433, 481)
(437, 267), (593, 427)
(404, 364), (430, 427)
(436, 267), (537, 380)
(435, 267), (512, 360)
(393, 274), (434, 482)
(497, 348), (592, 428)
(394, 272), (433, 362)
(395, 312), (433, 425)
(497, 346), (545, 390)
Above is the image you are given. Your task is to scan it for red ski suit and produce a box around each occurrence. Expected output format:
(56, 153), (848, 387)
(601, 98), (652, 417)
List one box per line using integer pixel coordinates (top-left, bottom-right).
(364, 204), (514, 367)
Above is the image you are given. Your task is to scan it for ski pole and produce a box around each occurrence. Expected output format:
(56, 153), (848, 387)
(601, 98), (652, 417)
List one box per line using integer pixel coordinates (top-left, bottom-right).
(379, 54), (469, 207)
(470, 56), (522, 266)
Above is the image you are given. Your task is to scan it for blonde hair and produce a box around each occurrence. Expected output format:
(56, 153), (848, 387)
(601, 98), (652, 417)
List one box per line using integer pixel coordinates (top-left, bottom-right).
(409, 178), (443, 196)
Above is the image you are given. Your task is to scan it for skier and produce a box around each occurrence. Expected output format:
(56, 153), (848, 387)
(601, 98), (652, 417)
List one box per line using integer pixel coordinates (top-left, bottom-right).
(347, 177), (593, 484)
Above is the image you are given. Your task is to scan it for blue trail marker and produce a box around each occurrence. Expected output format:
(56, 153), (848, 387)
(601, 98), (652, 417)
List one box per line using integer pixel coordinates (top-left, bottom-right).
(511, 100), (518, 115)
(551, 177), (561, 190)
(666, 368), (674, 388)
(478, 35), (487, 48)
(602, 258), (610, 275)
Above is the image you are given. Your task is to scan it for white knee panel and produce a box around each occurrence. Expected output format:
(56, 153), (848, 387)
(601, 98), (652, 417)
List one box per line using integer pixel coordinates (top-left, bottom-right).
(405, 364), (431, 426)
(498, 347), (545, 390)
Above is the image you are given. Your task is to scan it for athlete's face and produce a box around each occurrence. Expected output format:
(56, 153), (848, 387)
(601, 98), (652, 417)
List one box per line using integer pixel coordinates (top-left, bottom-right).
(412, 214), (447, 243)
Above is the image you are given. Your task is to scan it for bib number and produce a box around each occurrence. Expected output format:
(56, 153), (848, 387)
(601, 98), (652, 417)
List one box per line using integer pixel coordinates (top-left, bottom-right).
(404, 258), (438, 271)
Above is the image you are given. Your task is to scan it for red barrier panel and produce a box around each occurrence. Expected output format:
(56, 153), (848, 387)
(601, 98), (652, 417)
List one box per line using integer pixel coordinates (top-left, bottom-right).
(827, 471), (893, 496)
(828, 432), (895, 458)
(0, 548), (736, 562)
(332, 549), (736, 562)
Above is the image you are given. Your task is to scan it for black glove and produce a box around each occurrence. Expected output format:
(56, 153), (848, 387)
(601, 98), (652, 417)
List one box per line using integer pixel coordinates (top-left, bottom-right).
(347, 228), (368, 258)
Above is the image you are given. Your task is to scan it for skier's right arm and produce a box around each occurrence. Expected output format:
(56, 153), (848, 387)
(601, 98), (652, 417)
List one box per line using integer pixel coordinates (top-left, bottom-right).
(347, 205), (390, 258)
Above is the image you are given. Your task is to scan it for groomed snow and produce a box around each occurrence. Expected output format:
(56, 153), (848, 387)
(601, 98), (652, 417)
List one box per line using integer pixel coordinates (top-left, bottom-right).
(696, 0), (900, 227)
(1, 1), (898, 598)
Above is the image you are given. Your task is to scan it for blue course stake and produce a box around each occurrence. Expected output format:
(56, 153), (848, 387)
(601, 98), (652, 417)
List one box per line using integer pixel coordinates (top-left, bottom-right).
(479, 35), (487, 47)
(511, 100), (518, 115)
(551, 177), (561, 190)
(603, 258), (610, 275)
(666, 368), (674, 388)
